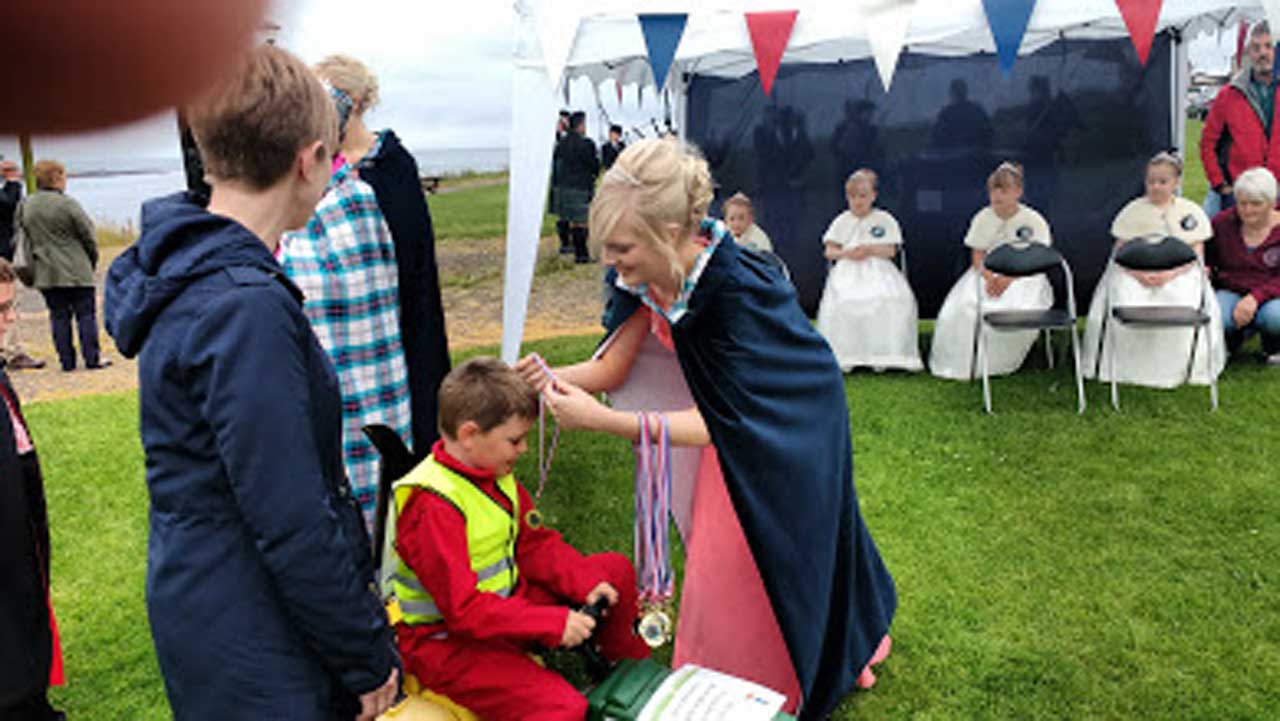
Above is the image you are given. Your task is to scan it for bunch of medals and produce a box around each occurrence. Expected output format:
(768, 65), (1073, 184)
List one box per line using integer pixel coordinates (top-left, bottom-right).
(634, 411), (674, 648)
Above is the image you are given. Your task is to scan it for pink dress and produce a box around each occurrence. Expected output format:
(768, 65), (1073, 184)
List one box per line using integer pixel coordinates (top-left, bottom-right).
(605, 308), (890, 713)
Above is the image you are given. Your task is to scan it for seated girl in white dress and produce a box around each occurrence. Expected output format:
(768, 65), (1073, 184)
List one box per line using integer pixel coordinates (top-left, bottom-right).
(930, 162), (1054, 380)
(723, 192), (774, 253)
(816, 169), (923, 371)
(1081, 151), (1225, 387)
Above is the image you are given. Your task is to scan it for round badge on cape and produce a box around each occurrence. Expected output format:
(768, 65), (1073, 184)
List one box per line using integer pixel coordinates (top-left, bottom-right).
(1180, 214), (1198, 231)
(1016, 225), (1033, 240)
(1263, 247), (1280, 269)
(524, 509), (544, 529)
(871, 225), (886, 238)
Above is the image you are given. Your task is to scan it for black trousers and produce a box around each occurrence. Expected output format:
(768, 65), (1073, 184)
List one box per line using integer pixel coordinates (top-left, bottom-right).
(39, 287), (100, 371)
(0, 689), (60, 721)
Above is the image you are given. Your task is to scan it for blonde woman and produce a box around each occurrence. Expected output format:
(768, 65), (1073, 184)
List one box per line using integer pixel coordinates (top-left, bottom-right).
(929, 162), (1054, 379)
(1082, 152), (1225, 386)
(516, 139), (895, 720)
(816, 169), (923, 372)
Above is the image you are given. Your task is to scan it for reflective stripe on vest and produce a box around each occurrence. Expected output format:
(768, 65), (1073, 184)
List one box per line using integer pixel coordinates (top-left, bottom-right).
(388, 456), (521, 626)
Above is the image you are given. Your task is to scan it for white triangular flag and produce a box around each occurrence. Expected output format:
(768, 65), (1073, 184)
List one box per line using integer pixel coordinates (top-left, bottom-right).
(534, 2), (582, 92)
(1262, 1), (1280, 43)
(858, 0), (917, 91)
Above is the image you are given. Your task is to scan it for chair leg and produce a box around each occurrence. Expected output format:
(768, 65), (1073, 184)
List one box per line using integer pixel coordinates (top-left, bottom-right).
(981, 324), (993, 414)
(1108, 322), (1121, 411)
(1044, 328), (1054, 369)
(1069, 324), (1086, 414)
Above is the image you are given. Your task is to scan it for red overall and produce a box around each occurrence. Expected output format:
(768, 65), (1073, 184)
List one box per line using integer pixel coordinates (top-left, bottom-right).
(395, 441), (649, 721)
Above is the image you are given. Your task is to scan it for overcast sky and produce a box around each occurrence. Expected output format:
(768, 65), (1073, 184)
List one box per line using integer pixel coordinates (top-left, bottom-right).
(0, 0), (1241, 169)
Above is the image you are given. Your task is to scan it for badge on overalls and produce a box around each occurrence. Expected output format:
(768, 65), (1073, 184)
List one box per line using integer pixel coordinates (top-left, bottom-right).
(634, 412), (674, 648)
(871, 225), (886, 238)
(1016, 225), (1033, 241)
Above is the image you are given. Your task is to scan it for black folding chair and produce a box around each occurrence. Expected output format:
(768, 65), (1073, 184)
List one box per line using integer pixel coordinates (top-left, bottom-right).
(362, 424), (421, 573)
(973, 242), (1085, 414)
(1100, 236), (1219, 411)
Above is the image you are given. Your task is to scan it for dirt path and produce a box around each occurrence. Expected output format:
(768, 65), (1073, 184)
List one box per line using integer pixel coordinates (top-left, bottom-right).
(7, 238), (605, 403)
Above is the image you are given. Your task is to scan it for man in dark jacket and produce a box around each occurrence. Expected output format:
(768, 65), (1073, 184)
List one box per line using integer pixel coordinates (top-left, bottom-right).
(601, 124), (625, 170)
(0, 259), (63, 721)
(552, 111), (600, 263)
(103, 45), (398, 721)
(0, 161), (45, 370)
(1201, 20), (1280, 211)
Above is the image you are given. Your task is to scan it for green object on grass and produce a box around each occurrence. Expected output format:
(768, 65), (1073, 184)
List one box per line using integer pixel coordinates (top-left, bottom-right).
(585, 659), (795, 721)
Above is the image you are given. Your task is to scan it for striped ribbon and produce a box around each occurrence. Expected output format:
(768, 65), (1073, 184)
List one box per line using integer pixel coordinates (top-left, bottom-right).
(532, 354), (560, 500)
(634, 412), (674, 605)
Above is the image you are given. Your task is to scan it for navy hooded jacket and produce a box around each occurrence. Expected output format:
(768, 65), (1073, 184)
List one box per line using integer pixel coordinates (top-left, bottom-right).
(104, 193), (395, 719)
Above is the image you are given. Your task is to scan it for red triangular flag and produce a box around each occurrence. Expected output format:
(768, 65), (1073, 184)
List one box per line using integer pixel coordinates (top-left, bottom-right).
(745, 10), (798, 96)
(1115, 0), (1164, 65)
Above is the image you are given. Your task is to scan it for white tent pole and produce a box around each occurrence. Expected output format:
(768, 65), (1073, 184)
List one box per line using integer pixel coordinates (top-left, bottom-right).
(1172, 30), (1189, 156)
(501, 61), (559, 364)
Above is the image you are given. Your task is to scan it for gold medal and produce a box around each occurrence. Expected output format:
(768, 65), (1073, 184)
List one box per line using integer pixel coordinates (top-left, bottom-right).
(636, 604), (672, 648)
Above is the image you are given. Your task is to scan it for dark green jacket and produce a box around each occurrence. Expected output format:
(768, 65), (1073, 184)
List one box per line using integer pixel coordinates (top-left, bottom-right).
(19, 189), (96, 288)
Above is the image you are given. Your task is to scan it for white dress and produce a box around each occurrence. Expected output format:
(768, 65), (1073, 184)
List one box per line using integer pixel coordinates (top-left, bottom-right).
(1081, 196), (1225, 387)
(737, 223), (774, 253)
(816, 209), (923, 371)
(930, 204), (1054, 380)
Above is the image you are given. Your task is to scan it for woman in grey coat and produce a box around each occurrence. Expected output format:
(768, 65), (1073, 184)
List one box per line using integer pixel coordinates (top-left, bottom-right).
(18, 161), (108, 371)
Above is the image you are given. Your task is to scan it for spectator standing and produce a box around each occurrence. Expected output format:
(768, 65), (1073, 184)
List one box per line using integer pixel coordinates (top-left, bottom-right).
(553, 111), (600, 264)
(1200, 20), (1280, 212)
(553, 110), (572, 254)
(0, 258), (64, 721)
(0, 161), (44, 369)
(103, 45), (398, 720)
(19, 160), (109, 372)
(315, 55), (451, 459)
(601, 124), (626, 170)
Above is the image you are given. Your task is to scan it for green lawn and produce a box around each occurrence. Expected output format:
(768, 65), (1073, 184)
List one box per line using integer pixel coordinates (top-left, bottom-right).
(28, 334), (1280, 720)
(429, 182), (556, 242)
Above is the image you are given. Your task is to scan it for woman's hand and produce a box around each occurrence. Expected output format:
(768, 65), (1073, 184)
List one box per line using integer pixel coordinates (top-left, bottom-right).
(845, 246), (869, 261)
(1233, 294), (1259, 327)
(515, 353), (554, 392)
(544, 380), (613, 431)
(355, 667), (399, 721)
(823, 244), (842, 261)
(984, 271), (1013, 298)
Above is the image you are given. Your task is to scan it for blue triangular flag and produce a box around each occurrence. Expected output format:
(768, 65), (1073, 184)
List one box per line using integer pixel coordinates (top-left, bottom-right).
(639, 13), (688, 91)
(982, 0), (1038, 75)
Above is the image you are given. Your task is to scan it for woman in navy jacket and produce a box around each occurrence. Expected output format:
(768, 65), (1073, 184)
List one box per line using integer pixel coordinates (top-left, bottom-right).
(104, 46), (398, 720)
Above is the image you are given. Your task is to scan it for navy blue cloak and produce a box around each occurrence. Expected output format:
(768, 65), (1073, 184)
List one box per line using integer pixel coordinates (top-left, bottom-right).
(604, 229), (896, 720)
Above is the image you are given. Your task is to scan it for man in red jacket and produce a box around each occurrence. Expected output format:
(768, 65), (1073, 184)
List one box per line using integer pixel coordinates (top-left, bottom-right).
(1201, 21), (1280, 211)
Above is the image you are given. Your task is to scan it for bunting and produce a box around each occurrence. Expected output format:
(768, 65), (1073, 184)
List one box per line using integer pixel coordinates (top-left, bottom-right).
(639, 14), (688, 92)
(858, 0), (918, 91)
(745, 10), (799, 96)
(982, 0), (1038, 75)
(1114, 0), (1164, 65)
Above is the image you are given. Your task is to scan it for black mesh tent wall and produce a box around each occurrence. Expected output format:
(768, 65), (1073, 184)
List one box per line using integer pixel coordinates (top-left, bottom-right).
(687, 32), (1175, 317)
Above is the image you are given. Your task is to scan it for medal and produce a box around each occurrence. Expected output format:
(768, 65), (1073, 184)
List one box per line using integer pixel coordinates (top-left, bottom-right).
(636, 603), (673, 648)
(634, 412), (675, 647)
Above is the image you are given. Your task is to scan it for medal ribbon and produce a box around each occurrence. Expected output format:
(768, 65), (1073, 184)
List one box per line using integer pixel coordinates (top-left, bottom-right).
(634, 412), (674, 605)
(532, 355), (560, 500)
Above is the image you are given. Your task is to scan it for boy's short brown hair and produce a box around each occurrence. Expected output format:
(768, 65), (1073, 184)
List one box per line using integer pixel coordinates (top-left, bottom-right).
(186, 44), (337, 191)
(438, 357), (539, 438)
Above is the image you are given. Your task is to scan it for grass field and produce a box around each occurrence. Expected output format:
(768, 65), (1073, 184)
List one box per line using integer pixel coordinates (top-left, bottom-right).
(28, 332), (1280, 720)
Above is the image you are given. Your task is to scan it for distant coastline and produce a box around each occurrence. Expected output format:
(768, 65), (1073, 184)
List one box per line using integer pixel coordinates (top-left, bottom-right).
(65, 147), (510, 226)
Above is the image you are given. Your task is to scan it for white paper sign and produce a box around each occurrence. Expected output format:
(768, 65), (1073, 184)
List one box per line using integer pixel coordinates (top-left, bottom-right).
(637, 664), (786, 721)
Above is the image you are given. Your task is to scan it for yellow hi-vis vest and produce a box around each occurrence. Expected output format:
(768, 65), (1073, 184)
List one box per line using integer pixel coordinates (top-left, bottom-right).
(388, 457), (521, 626)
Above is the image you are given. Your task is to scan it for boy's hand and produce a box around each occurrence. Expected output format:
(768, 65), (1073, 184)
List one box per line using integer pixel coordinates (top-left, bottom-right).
(515, 353), (553, 392)
(561, 609), (597, 648)
(585, 582), (619, 609)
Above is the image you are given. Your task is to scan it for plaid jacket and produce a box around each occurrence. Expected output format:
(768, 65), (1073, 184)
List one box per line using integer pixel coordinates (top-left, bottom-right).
(281, 164), (411, 529)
